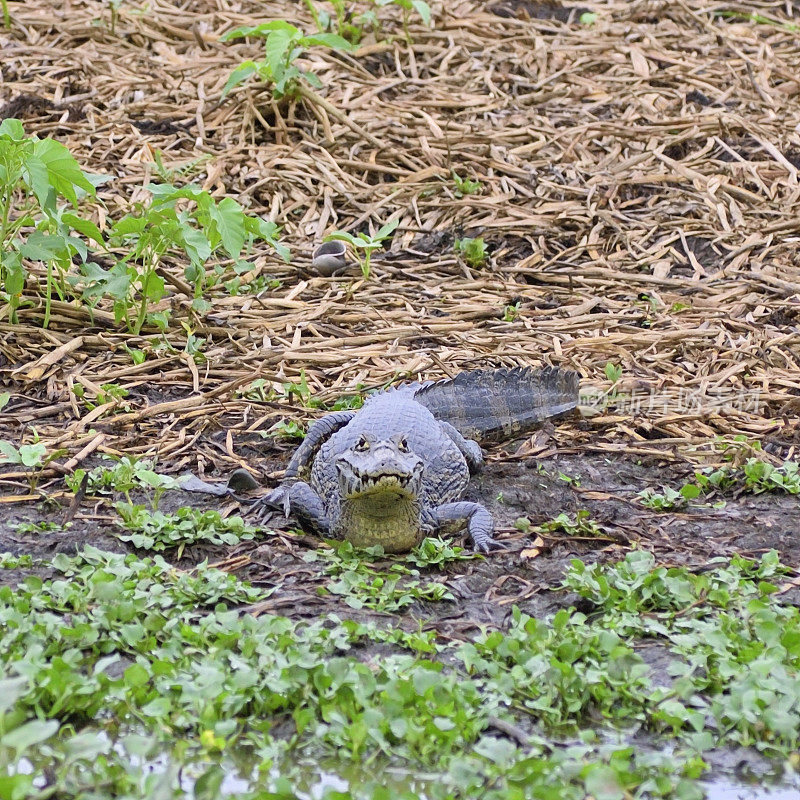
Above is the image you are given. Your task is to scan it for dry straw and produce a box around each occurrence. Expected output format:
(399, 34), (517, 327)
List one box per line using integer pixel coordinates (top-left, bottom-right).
(0, 0), (798, 486)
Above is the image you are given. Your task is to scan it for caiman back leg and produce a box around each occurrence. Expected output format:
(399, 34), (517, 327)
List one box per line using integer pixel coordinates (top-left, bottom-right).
(426, 501), (501, 553)
(439, 421), (483, 474)
(284, 411), (356, 478)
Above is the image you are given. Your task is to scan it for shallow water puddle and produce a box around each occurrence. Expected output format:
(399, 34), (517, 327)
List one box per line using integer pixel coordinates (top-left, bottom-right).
(704, 780), (800, 800)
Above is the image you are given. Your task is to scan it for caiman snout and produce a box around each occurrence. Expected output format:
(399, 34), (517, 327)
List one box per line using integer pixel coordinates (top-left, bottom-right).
(336, 439), (423, 499)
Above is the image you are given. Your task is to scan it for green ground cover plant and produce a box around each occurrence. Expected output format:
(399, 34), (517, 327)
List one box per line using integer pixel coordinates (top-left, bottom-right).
(454, 236), (487, 268)
(0, 539), (798, 798)
(115, 505), (257, 557)
(639, 458), (800, 511)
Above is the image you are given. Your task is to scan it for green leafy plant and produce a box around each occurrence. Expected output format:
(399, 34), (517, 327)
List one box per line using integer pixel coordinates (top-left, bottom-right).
(540, 510), (605, 537)
(115, 504), (256, 557)
(376, 0), (432, 41)
(451, 171), (482, 196)
(326, 218), (399, 279)
(72, 382), (130, 414)
(0, 440), (48, 468)
(222, 20), (353, 100)
(502, 301), (520, 322)
(66, 456), (179, 504)
(303, 0), (367, 43)
(604, 362), (623, 384)
(454, 236), (487, 268)
(0, 118), (103, 326)
(76, 181), (287, 333)
(639, 483), (701, 511)
(15, 520), (62, 535)
(304, 539), (458, 611)
(265, 419), (307, 440)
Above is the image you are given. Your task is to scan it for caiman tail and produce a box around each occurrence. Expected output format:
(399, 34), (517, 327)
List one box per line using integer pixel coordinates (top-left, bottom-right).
(413, 366), (579, 440)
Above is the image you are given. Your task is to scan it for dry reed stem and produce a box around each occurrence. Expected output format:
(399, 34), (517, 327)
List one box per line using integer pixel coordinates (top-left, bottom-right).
(0, 0), (798, 483)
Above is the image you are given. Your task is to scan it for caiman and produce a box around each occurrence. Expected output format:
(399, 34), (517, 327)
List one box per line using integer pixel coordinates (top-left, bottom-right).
(254, 367), (579, 553)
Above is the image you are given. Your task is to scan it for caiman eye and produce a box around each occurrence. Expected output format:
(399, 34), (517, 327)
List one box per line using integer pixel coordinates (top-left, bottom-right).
(398, 437), (409, 452)
(355, 435), (370, 451)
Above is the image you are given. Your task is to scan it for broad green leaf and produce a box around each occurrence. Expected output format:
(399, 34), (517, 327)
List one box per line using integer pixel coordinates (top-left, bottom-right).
(265, 29), (296, 74)
(19, 442), (47, 467)
(271, 238), (291, 262)
(2, 251), (25, 295)
(179, 224), (212, 266)
(0, 677), (27, 713)
(143, 271), (165, 302)
(300, 69), (323, 89)
(21, 154), (52, 211)
(80, 261), (132, 301)
(111, 214), (148, 237)
(0, 392), (9, 411)
(680, 482), (701, 500)
(62, 212), (105, 245)
(301, 32), (356, 51)
(209, 197), (246, 258)
(584, 765), (624, 800)
(0, 118), (25, 140)
(222, 61), (258, 97)
(30, 138), (96, 206)
(376, 218), (400, 239)
(19, 231), (68, 261)
(124, 662), (150, 688)
(411, 0), (432, 25)
(0, 719), (59, 751)
(327, 232), (357, 246)
(0, 440), (19, 462)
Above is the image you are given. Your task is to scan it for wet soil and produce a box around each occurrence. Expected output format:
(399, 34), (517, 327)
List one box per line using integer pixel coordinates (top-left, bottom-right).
(2, 447), (798, 632)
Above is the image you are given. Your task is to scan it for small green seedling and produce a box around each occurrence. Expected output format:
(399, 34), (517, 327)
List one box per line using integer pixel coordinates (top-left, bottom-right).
(639, 483), (701, 512)
(579, 11), (598, 25)
(265, 419), (306, 440)
(604, 362), (623, 384)
(375, 0), (432, 41)
(303, 0), (365, 43)
(72, 382), (130, 413)
(454, 237), (487, 268)
(452, 171), (482, 197)
(326, 219), (399, 279)
(502, 301), (520, 322)
(0, 440), (48, 468)
(222, 20), (353, 100)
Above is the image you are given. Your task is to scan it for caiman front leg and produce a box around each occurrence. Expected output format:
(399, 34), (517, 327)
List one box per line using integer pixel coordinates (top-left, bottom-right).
(439, 421), (484, 474)
(250, 481), (330, 536)
(283, 411), (357, 478)
(426, 501), (502, 553)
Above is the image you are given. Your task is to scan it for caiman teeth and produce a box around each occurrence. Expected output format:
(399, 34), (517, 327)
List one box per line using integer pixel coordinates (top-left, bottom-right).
(363, 474), (408, 487)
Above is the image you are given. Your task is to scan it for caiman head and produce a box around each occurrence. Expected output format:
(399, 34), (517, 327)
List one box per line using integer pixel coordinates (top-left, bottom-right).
(334, 432), (424, 553)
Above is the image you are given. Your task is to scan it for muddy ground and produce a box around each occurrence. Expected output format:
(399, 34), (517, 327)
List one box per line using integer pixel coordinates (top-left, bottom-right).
(3, 440), (798, 634)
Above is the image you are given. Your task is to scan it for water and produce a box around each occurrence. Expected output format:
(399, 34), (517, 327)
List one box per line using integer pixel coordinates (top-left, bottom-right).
(704, 781), (800, 800)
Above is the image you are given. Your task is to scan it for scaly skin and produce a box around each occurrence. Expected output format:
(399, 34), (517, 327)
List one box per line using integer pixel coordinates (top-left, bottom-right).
(256, 367), (579, 553)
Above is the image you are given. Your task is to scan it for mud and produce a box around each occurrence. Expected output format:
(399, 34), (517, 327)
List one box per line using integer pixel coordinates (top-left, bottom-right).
(2, 448), (798, 631)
